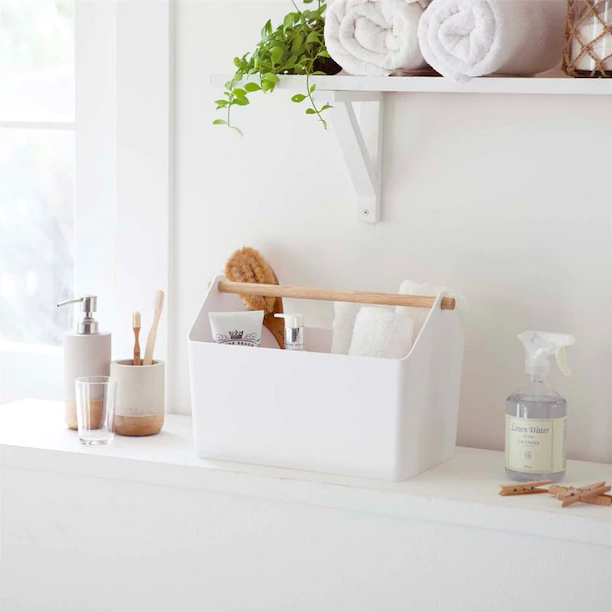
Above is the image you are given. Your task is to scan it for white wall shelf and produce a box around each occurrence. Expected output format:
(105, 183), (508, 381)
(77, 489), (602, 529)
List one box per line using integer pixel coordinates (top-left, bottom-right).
(211, 74), (612, 223)
(211, 74), (612, 96)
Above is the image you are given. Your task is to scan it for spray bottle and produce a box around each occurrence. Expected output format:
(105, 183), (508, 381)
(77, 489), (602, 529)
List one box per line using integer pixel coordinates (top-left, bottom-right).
(505, 331), (575, 482)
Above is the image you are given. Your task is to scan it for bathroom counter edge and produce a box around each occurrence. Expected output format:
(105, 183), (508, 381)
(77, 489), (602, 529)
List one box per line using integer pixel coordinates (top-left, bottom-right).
(1, 400), (610, 546)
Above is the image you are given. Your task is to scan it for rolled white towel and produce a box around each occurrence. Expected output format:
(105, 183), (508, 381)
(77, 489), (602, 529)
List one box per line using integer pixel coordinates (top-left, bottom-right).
(349, 306), (414, 359)
(331, 301), (362, 354)
(418, 0), (567, 81)
(325, 0), (431, 76)
(399, 280), (466, 340)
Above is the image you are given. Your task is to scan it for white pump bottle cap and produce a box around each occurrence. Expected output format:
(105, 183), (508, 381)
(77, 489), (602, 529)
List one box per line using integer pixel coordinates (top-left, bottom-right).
(274, 313), (305, 329)
(518, 331), (575, 376)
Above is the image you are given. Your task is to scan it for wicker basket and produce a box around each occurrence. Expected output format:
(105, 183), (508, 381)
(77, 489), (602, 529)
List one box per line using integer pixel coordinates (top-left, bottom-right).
(563, 0), (612, 77)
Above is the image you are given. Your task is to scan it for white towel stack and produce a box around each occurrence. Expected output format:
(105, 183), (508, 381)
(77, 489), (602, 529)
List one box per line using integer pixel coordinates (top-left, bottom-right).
(417, 0), (567, 81)
(349, 307), (415, 359)
(324, 0), (431, 76)
(332, 280), (463, 359)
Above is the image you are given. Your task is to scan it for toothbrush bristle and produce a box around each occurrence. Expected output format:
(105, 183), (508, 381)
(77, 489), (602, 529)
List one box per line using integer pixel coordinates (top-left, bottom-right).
(133, 311), (141, 328)
(153, 290), (165, 310)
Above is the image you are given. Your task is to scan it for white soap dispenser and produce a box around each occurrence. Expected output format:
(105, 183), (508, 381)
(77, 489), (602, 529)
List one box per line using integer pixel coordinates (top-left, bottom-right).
(57, 295), (112, 429)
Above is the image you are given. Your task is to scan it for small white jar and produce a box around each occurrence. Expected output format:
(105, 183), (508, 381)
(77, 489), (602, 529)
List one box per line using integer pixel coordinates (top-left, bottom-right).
(110, 360), (165, 436)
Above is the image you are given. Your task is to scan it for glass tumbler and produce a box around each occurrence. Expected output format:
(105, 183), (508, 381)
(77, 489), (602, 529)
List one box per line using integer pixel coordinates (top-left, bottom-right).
(75, 376), (118, 445)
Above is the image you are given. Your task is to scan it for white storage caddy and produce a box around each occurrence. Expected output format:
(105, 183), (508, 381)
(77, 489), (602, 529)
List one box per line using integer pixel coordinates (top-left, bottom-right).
(189, 275), (465, 481)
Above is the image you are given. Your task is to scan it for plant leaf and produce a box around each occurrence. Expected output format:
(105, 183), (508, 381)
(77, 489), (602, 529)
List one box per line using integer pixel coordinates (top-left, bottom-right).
(264, 73), (280, 84)
(261, 19), (272, 39)
(283, 14), (295, 30)
(305, 108), (316, 114)
(320, 104), (332, 111)
(244, 82), (261, 92)
(234, 96), (250, 106)
(306, 32), (319, 44)
(309, 83), (316, 93)
(231, 126), (244, 137)
(213, 119), (227, 125)
(232, 88), (247, 97)
(215, 99), (228, 106)
(291, 93), (306, 103)
(270, 45), (284, 66)
(291, 35), (303, 55)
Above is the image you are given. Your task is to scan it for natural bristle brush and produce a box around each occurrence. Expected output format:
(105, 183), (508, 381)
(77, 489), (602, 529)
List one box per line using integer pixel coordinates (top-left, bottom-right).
(132, 311), (142, 365)
(143, 290), (165, 365)
(225, 247), (285, 349)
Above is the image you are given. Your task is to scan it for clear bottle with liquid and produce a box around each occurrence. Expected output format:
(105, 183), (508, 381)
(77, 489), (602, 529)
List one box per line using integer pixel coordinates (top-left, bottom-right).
(505, 331), (575, 482)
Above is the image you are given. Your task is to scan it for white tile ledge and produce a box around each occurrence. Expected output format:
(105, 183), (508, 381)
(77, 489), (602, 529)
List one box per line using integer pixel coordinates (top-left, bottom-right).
(1, 400), (610, 546)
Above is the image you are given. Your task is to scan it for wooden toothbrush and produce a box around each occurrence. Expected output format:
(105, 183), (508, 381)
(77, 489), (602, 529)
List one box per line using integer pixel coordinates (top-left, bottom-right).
(143, 290), (164, 365)
(132, 311), (141, 365)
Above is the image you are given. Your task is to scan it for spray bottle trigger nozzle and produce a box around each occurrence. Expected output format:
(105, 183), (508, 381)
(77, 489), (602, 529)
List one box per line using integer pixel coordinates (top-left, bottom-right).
(556, 346), (571, 376)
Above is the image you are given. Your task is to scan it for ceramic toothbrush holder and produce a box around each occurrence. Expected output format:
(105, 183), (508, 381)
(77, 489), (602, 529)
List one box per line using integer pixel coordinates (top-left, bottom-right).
(110, 360), (165, 436)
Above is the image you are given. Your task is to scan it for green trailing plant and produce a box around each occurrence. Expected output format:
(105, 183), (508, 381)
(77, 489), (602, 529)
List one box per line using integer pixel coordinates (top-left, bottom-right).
(213, 0), (340, 135)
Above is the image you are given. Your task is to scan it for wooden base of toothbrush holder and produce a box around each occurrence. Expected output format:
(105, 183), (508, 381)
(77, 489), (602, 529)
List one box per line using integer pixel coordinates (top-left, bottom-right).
(114, 413), (164, 437)
(110, 360), (165, 437)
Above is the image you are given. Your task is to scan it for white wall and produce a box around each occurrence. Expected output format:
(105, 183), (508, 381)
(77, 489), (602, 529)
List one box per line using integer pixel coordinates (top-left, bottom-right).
(171, 1), (612, 463)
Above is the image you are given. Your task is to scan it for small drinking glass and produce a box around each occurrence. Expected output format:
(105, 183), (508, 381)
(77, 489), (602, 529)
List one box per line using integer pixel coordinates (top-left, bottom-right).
(75, 376), (118, 445)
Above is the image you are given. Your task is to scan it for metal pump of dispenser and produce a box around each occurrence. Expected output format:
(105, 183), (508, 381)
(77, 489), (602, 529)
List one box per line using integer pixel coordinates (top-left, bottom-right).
(57, 295), (99, 335)
(274, 313), (305, 351)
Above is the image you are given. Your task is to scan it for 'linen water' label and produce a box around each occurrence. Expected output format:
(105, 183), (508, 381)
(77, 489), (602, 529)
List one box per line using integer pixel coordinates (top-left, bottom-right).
(505, 416), (566, 474)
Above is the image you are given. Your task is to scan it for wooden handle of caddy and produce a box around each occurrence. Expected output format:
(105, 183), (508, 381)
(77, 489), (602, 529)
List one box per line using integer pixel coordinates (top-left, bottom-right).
(218, 281), (456, 311)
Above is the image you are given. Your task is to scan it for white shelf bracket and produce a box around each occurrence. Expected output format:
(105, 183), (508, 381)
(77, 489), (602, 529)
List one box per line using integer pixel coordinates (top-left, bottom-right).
(320, 91), (384, 224)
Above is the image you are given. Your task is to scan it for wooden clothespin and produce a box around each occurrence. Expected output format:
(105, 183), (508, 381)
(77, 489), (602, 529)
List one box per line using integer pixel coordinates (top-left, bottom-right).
(549, 484), (612, 507)
(498, 480), (552, 496)
(553, 482), (611, 508)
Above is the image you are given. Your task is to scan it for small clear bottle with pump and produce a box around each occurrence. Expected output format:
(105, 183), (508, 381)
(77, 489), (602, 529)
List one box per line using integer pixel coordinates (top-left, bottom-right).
(274, 313), (305, 351)
(505, 331), (575, 482)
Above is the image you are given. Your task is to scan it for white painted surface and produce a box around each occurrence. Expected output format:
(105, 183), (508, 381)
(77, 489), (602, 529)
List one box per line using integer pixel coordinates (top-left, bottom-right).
(114, 0), (173, 365)
(1, 400), (611, 612)
(324, 92), (384, 222)
(1, 401), (611, 546)
(75, 0), (118, 333)
(189, 277), (463, 480)
(76, 0), (173, 363)
(171, 1), (612, 465)
(210, 72), (612, 95)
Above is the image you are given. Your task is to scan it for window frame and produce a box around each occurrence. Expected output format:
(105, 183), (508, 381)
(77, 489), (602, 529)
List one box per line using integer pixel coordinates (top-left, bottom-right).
(1, 0), (173, 403)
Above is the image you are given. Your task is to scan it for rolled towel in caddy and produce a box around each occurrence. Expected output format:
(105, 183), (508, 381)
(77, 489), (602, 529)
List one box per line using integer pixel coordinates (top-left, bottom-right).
(325, 0), (431, 76)
(417, 0), (567, 81)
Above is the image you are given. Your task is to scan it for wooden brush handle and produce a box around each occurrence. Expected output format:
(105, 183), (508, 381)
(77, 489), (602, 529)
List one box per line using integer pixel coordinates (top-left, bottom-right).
(218, 281), (456, 311)
(143, 312), (161, 366)
(264, 314), (285, 350)
(133, 328), (141, 366)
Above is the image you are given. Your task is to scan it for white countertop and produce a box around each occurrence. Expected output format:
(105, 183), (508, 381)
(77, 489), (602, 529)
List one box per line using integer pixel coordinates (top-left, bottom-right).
(1, 400), (610, 546)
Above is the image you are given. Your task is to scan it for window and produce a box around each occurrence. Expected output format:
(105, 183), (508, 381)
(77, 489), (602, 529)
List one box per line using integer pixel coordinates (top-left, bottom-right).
(0, 0), (172, 405)
(0, 0), (75, 402)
